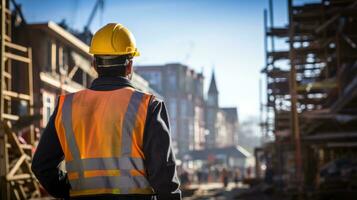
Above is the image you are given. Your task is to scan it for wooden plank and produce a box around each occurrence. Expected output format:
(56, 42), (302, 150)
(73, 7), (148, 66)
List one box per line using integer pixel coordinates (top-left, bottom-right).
(0, 126), (9, 200)
(3, 34), (10, 41)
(7, 173), (31, 181)
(12, 185), (21, 200)
(18, 184), (27, 200)
(28, 48), (35, 145)
(4, 41), (27, 52)
(3, 71), (10, 79)
(315, 15), (340, 34)
(2, 113), (19, 121)
(20, 144), (32, 150)
(68, 65), (79, 79)
(6, 124), (25, 155)
(297, 81), (337, 91)
(6, 143), (32, 151)
(3, 122), (41, 197)
(289, 0), (303, 188)
(4, 52), (31, 63)
(303, 132), (357, 141)
(6, 154), (26, 180)
(0, 1), (8, 198)
(3, 90), (31, 101)
(327, 142), (357, 148)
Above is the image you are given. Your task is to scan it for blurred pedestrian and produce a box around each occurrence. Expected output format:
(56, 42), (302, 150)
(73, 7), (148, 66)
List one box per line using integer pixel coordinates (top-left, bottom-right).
(197, 169), (203, 184)
(246, 166), (252, 178)
(221, 168), (229, 188)
(180, 170), (190, 188)
(214, 168), (220, 181)
(234, 169), (241, 187)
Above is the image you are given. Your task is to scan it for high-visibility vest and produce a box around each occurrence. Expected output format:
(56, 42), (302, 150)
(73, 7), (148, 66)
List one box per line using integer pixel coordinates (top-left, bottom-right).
(54, 87), (154, 196)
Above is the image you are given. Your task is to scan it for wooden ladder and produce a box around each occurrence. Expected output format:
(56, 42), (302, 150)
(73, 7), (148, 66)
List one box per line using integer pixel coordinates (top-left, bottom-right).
(0, 0), (40, 199)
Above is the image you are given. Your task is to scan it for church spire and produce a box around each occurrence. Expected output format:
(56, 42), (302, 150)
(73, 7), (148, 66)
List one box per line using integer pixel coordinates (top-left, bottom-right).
(208, 70), (218, 94)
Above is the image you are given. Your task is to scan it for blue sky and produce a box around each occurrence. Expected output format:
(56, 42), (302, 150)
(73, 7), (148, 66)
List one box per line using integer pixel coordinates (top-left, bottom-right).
(17, 0), (316, 121)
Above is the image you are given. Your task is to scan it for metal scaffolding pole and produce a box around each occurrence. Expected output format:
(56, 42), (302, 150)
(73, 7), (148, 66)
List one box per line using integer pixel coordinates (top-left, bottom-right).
(269, 0), (275, 53)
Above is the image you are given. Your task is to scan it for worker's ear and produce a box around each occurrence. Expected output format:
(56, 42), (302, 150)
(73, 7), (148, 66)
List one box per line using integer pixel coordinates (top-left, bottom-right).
(126, 60), (133, 79)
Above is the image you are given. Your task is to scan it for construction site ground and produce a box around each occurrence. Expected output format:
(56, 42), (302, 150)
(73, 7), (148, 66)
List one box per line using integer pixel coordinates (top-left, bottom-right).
(182, 182), (287, 200)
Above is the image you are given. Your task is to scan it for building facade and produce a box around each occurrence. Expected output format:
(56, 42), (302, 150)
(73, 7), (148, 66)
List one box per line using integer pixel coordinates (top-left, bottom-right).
(205, 71), (239, 148)
(220, 107), (239, 147)
(135, 63), (206, 156)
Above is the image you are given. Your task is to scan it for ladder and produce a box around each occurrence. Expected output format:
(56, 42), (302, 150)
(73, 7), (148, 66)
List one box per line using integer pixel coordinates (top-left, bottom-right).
(0, 0), (40, 199)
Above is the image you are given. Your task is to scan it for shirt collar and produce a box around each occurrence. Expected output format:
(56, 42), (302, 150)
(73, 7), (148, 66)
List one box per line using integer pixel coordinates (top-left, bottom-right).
(90, 76), (134, 90)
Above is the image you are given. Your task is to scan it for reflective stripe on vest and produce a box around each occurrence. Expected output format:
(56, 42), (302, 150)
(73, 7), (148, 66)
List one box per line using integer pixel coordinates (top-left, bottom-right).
(57, 89), (154, 196)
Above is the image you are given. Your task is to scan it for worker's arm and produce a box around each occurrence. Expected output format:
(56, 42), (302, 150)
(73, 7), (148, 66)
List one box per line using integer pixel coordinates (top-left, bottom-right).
(31, 102), (70, 198)
(143, 98), (182, 200)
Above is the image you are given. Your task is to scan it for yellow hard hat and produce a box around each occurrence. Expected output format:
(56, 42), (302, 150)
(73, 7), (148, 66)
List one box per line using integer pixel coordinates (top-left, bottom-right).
(89, 23), (140, 57)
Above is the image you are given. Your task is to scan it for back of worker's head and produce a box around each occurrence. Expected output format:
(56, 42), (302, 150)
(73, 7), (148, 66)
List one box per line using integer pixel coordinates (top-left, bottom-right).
(90, 23), (139, 79)
(93, 55), (133, 78)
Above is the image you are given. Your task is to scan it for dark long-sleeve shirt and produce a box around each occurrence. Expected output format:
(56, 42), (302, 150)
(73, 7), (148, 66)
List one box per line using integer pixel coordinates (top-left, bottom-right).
(32, 76), (181, 200)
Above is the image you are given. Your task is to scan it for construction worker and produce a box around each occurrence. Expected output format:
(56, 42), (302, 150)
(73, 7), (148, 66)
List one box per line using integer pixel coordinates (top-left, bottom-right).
(32, 23), (181, 200)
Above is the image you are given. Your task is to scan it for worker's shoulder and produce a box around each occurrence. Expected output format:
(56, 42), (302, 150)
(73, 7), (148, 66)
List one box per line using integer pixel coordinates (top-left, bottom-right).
(133, 89), (151, 96)
(133, 89), (161, 101)
(56, 90), (86, 103)
(150, 95), (164, 104)
(57, 92), (74, 99)
(148, 96), (166, 112)
(57, 90), (81, 98)
(133, 89), (164, 105)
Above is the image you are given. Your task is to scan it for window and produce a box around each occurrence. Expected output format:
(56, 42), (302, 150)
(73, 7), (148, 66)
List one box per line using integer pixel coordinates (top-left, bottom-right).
(151, 72), (162, 92)
(181, 99), (194, 117)
(42, 91), (55, 127)
(195, 79), (203, 98)
(167, 70), (177, 91)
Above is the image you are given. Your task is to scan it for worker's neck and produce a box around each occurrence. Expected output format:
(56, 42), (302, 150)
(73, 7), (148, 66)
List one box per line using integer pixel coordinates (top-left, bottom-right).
(99, 75), (129, 79)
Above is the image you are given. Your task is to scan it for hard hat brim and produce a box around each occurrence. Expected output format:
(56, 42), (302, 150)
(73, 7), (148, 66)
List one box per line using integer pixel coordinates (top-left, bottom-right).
(89, 51), (140, 57)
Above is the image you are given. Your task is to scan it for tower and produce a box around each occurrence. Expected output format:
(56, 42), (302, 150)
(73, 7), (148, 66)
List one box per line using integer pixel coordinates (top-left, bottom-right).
(207, 71), (219, 108)
(205, 70), (219, 148)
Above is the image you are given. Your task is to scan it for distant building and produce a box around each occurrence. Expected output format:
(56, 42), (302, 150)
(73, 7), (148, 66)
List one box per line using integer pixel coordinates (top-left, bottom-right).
(14, 21), (160, 130)
(205, 72), (219, 148)
(220, 107), (239, 147)
(186, 145), (253, 172)
(205, 71), (239, 148)
(135, 63), (206, 156)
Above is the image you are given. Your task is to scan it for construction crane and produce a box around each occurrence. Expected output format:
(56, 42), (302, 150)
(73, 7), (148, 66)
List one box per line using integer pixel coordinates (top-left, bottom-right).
(79, 0), (105, 44)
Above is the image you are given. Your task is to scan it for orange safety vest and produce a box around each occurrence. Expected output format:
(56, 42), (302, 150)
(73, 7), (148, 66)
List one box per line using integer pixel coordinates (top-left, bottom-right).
(55, 87), (154, 196)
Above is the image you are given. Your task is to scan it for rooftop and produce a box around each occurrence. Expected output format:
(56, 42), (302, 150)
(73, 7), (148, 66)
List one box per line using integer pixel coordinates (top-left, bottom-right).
(187, 145), (251, 160)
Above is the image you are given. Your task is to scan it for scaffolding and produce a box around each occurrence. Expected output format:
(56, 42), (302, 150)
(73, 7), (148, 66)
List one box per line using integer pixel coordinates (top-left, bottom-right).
(0, 0), (40, 199)
(261, 0), (357, 195)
